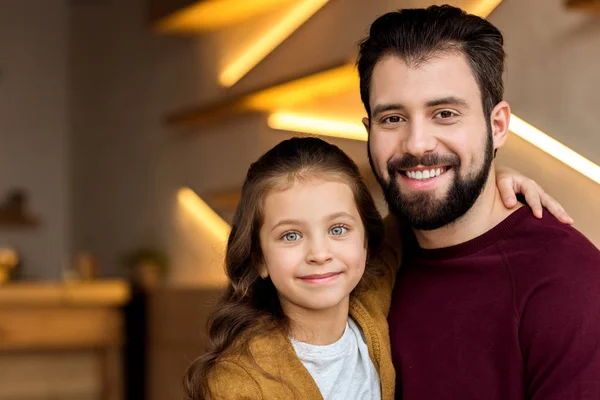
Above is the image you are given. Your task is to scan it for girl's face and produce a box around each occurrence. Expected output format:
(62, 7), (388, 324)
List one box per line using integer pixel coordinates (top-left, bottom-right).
(259, 178), (367, 320)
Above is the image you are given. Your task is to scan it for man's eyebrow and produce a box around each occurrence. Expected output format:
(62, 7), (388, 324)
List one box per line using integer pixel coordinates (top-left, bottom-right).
(372, 97), (469, 116)
(372, 103), (405, 117)
(426, 96), (469, 108)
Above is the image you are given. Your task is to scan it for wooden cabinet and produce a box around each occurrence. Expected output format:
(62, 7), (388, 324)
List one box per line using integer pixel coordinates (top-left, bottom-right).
(147, 286), (224, 400)
(0, 280), (129, 400)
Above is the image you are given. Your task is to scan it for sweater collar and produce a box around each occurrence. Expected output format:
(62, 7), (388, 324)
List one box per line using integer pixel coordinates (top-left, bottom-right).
(412, 207), (530, 260)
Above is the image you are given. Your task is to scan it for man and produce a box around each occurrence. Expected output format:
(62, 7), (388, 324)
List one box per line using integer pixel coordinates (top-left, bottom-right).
(359, 5), (600, 400)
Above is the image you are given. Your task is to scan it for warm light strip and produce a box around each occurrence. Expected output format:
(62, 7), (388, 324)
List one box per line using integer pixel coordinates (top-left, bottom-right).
(267, 112), (600, 185)
(238, 0), (497, 99)
(469, 0), (504, 17)
(268, 112), (367, 141)
(177, 187), (231, 242)
(219, 0), (329, 87)
(245, 63), (357, 111)
(154, 0), (295, 33)
(509, 115), (600, 185)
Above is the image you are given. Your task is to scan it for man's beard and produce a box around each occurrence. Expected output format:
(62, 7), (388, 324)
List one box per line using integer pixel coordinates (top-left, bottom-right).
(369, 132), (494, 231)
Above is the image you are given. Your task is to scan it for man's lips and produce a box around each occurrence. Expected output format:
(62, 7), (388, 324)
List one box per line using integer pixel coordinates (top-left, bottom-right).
(399, 165), (450, 179)
(393, 165), (452, 189)
(298, 272), (342, 284)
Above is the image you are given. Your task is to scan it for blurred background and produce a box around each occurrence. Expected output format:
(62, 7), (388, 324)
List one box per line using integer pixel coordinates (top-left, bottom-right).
(0, 0), (598, 398)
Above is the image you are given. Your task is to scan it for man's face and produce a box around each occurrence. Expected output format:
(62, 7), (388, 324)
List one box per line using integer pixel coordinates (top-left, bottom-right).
(365, 53), (495, 230)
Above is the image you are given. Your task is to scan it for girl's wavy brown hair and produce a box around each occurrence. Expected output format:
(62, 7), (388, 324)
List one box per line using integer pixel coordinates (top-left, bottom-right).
(183, 137), (384, 399)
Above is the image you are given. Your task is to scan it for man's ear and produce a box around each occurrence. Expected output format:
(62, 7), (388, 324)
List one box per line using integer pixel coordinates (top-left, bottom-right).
(490, 101), (511, 151)
(362, 117), (370, 133)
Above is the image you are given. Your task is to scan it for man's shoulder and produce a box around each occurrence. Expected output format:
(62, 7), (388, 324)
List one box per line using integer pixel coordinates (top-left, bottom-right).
(510, 209), (598, 258)
(504, 209), (600, 279)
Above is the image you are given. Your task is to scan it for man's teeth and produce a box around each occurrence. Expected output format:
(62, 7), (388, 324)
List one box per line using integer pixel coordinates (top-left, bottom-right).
(405, 168), (445, 180)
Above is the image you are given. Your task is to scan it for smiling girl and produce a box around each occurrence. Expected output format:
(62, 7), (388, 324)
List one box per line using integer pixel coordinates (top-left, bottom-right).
(183, 137), (568, 400)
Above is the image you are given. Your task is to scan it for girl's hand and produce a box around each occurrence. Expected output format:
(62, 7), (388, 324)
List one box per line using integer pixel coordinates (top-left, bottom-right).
(496, 166), (573, 224)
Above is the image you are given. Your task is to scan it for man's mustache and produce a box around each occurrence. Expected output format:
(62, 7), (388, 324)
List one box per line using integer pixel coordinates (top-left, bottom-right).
(387, 153), (460, 173)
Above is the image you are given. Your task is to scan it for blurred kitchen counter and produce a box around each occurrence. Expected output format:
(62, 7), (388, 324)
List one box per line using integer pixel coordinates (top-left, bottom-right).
(0, 280), (130, 400)
(0, 279), (129, 307)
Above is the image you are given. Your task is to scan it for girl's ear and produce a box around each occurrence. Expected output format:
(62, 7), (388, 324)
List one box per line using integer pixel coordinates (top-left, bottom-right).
(259, 264), (269, 279)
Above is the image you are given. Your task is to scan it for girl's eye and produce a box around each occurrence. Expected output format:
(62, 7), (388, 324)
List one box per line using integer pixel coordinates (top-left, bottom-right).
(282, 232), (301, 241)
(330, 226), (348, 236)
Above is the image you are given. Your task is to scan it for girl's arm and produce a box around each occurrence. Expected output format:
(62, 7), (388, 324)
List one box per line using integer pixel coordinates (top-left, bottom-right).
(207, 361), (263, 399)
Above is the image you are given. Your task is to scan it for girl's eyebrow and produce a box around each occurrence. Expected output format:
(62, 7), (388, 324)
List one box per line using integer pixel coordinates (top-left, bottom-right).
(270, 212), (356, 233)
(326, 212), (356, 221)
(270, 219), (302, 232)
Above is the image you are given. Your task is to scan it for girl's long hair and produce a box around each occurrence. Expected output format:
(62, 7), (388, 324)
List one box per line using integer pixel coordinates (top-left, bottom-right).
(183, 137), (384, 399)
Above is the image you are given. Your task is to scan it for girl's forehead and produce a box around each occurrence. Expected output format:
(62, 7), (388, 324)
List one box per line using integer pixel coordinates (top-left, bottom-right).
(262, 179), (359, 221)
(268, 173), (354, 193)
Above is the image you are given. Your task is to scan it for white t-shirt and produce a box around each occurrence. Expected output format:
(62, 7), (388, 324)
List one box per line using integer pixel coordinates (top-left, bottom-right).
(290, 318), (381, 400)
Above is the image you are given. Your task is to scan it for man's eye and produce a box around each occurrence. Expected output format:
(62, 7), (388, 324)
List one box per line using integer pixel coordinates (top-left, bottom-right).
(436, 110), (456, 119)
(382, 115), (402, 124)
(330, 226), (348, 236)
(283, 232), (301, 241)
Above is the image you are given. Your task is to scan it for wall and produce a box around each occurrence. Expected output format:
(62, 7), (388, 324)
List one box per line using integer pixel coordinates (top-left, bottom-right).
(490, 0), (600, 245)
(70, 0), (600, 286)
(491, 0), (600, 165)
(69, 0), (388, 282)
(0, 0), (69, 279)
(68, 1), (600, 398)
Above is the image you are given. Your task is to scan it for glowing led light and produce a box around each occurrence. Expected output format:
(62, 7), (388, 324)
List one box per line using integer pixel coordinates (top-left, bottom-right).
(267, 112), (366, 141)
(470, 0), (504, 17)
(177, 187), (231, 242)
(509, 115), (600, 185)
(220, 0), (330, 87)
(244, 63), (356, 110)
(154, 0), (295, 32)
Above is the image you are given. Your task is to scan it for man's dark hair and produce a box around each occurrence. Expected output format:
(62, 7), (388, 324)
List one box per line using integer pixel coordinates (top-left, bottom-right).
(357, 5), (505, 119)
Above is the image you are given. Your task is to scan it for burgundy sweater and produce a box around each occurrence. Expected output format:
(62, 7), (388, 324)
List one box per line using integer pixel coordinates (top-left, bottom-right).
(389, 207), (600, 400)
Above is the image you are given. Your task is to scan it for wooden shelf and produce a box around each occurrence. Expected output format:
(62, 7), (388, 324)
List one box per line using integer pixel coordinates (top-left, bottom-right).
(204, 187), (241, 224)
(148, 0), (197, 24)
(165, 59), (354, 130)
(0, 215), (39, 229)
(566, 0), (600, 13)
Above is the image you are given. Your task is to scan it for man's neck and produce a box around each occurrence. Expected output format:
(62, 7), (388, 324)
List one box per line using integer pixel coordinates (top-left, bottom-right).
(414, 169), (521, 249)
(283, 296), (349, 345)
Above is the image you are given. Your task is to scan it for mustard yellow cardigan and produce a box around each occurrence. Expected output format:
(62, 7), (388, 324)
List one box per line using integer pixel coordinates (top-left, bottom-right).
(207, 219), (402, 399)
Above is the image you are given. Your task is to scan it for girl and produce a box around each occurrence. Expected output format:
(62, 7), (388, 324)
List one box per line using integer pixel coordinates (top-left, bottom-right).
(184, 137), (568, 400)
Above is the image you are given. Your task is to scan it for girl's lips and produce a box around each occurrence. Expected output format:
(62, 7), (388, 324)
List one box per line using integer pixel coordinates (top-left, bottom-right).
(299, 272), (342, 284)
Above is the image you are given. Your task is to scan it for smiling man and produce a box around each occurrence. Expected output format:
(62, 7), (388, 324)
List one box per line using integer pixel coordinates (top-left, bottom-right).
(358, 5), (600, 400)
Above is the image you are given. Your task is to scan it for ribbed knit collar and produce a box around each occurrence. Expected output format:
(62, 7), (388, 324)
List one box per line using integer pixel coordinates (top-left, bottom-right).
(412, 207), (530, 260)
